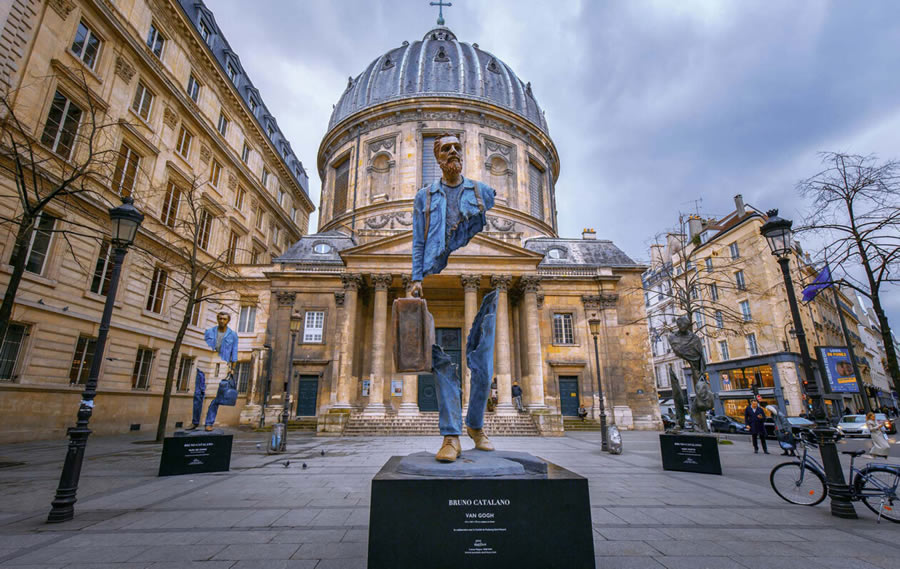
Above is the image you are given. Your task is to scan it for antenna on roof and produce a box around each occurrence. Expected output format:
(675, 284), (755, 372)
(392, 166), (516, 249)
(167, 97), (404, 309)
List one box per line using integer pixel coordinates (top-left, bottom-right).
(680, 197), (703, 216)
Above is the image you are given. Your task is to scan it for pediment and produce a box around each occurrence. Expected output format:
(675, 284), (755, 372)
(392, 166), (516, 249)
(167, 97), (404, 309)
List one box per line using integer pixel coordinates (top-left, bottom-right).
(340, 230), (544, 262)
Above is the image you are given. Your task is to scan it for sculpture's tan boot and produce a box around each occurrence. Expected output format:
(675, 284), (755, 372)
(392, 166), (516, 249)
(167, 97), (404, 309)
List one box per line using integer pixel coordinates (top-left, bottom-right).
(467, 426), (494, 451)
(435, 436), (461, 462)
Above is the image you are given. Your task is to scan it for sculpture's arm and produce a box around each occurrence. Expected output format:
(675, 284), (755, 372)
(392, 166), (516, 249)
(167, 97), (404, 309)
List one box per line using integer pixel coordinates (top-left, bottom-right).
(411, 189), (426, 283)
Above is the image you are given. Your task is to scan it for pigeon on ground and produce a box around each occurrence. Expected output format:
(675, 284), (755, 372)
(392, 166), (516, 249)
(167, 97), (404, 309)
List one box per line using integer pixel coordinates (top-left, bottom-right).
(320, 450), (325, 456)
(302, 463), (308, 469)
(283, 461), (290, 468)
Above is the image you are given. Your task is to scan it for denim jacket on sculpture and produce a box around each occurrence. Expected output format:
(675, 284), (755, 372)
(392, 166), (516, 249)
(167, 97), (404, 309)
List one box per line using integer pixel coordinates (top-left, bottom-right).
(411, 177), (496, 281)
(203, 326), (239, 363)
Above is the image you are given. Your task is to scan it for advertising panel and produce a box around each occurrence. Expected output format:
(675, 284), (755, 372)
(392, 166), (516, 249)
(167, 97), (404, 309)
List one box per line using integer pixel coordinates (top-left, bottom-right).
(816, 346), (859, 393)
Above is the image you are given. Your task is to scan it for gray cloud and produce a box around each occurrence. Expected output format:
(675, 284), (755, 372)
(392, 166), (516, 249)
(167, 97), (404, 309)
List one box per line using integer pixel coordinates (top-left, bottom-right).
(211, 0), (900, 327)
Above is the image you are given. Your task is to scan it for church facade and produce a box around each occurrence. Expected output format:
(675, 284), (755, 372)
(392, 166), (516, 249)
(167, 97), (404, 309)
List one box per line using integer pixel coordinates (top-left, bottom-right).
(243, 25), (661, 434)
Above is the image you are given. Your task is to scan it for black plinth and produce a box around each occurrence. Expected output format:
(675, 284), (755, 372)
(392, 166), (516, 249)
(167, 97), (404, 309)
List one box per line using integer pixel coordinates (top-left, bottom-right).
(158, 434), (232, 476)
(659, 433), (722, 475)
(368, 453), (594, 569)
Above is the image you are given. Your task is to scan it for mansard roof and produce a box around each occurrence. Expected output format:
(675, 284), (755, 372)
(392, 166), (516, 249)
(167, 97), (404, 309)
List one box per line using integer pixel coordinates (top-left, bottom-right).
(525, 237), (640, 268)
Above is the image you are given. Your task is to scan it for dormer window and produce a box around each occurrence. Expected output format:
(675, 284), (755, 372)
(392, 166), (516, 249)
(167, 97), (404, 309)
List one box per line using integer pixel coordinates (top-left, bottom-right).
(248, 98), (257, 114)
(313, 243), (332, 254)
(266, 124), (275, 138)
(198, 20), (211, 43)
(227, 62), (238, 82)
(547, 247), (566, 260)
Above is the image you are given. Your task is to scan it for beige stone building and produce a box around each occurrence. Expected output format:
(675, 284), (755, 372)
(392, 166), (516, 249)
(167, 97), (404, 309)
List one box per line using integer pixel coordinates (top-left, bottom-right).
(0, 0), (313, 442)
(645, 196), (870, 421)
(248, 25), (661, 435)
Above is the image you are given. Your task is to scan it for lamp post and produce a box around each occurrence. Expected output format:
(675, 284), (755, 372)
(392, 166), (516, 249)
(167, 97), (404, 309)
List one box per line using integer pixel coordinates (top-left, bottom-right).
(760, 209), (857, 519)
(588, 318), (609, 452)
(278, 315), (303, 451)
(48, 197), (143, 523)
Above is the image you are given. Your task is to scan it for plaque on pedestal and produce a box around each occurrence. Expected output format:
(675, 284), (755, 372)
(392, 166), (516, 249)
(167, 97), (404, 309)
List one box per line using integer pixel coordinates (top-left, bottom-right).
(659, 433), (722, 475)
(158, 434), (232, 476)
(367, 450), (594, 569)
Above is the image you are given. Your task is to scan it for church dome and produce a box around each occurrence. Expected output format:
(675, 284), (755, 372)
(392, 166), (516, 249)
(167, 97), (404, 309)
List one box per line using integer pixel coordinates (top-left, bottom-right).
(328, 27), (548, 134)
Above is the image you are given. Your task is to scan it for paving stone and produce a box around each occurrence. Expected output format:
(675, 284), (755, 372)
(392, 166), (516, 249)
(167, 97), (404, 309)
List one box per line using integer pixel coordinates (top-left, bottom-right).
(229, 561), (318, 569)
(653, 556), (751, 569)
(211, 544), (300, 560)
(292, 542), (368, 559)
(595, 558), (666, 569)
(314, 559), (367, 569)
(596, 528), (671, 541)
(270, 529), (346, 544)
(129, 545), (226, 562)
(646, 540), (729, 556)
(593, 541), (658, 556)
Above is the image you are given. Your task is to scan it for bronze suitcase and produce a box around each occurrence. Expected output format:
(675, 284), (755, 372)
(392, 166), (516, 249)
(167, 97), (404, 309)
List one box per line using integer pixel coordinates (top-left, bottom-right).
(392, 297), (435, 374)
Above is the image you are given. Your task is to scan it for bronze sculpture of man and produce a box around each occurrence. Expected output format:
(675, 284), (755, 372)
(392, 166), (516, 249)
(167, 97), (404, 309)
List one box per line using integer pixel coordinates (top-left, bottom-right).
(668, 315), (714, 432)
(410, 134), (499, 462)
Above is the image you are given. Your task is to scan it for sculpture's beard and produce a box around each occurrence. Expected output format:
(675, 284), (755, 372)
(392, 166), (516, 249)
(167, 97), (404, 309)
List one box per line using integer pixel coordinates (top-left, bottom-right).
(439, 157), (462, 178)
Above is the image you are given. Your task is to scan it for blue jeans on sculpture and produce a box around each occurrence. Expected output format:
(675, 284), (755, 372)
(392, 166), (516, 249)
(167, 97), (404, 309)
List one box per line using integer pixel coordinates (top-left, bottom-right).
(204, 392), (224, 427)
(191, 389), (205, 425)
(434, 289), (498, 435)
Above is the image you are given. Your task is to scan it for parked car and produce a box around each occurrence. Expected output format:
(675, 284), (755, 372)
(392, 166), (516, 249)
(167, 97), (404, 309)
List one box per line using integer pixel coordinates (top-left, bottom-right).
(836, 413), (896, 436)
(764, 416), (815, 438)
(709, 415), (746, 433)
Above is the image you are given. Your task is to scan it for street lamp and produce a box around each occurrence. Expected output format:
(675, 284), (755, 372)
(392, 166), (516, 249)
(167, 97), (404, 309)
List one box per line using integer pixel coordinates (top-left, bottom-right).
(278, 314), (303, 451)
(48, 197), (144, 523)
(588, 317), (609, 452)
(760, 209), (857, 519)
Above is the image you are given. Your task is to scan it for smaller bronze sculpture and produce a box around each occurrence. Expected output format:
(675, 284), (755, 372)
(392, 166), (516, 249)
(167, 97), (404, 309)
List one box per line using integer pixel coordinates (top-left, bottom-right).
(667, 368), (687, 432)
(667, 316), (714, 433)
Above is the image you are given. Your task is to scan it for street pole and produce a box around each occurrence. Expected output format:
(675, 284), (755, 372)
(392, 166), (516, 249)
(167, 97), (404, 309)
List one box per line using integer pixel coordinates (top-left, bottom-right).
(831, 286), (871, 415)
(48, 247), (127, 523)
(280, 330), (298, 452)
(590, 325), (609, 452)
(777, 256), (857, 519)
(258, 345), (273, 429)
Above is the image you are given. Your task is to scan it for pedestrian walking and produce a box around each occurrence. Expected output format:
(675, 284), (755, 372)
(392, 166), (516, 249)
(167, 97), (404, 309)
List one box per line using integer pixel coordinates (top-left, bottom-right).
(866, 411), (891, 459)
(744, 399), (769, 454)
(511, 382), (524, 412)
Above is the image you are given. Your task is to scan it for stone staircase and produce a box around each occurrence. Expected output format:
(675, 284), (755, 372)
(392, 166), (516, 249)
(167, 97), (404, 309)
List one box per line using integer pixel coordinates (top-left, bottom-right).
(342, 411), (540, 436)
(563, 417), (606, 431)
(287, 417), (318, 431)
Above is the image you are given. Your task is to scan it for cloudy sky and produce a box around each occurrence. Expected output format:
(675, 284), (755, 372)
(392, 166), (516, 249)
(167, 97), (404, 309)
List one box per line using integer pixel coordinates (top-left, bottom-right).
(211, 0), (900, 327)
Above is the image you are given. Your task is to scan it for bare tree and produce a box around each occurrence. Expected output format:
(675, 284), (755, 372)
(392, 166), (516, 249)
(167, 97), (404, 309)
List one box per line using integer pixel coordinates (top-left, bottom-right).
(641, 214), (764, 346)
(797, 152), (900, 394)
(135, 172), (249, 442)
(0, 74), (125, 343)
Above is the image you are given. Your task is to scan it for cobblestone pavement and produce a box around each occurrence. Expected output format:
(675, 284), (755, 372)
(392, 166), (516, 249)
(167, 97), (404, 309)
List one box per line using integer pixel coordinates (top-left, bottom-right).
(0, 430), (897, 569)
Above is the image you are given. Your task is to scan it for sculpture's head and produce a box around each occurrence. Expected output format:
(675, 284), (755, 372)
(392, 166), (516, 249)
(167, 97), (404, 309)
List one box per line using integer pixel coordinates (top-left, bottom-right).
(217, 311), (231, 329)
(434, 133), (462, 179)
(675, 315), (691, 333)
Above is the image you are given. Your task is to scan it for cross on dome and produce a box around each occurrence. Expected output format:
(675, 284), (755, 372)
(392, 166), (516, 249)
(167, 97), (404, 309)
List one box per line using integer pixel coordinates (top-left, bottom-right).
(429, 0), (452, 26)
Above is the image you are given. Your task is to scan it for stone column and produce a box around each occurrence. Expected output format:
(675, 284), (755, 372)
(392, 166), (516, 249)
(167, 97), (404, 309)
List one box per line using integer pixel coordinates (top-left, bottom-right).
(492, 274), (515, 415)
(398, 374), (419, 415)
(272, 291), (296, 406)
(364, 274), (392, 415)
(334, 274), (362, 408)
(520, 275), (547, 409)
(460, 274), (480, 411)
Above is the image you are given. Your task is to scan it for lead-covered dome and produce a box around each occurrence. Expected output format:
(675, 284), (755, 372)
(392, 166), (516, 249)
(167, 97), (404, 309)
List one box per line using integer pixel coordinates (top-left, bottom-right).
(328, 27), (548, 134)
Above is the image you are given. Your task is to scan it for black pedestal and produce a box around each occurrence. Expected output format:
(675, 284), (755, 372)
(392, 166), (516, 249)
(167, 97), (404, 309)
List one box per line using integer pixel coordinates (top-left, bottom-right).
(158, 434), (232, 476)
(659, 433), (722, 475)
(368, 453), (594, 569)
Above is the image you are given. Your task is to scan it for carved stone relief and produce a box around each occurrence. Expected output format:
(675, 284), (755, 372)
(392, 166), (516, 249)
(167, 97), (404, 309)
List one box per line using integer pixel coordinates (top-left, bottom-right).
(49, 0), (75, 19)
(162, 107), (178, 130)
(364, 211), (413, 229)
(114, 56), (135, 84)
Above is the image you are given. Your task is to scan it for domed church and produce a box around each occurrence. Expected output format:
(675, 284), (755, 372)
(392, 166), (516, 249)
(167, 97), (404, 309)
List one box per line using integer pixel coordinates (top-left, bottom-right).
(250, 22), (661, 435)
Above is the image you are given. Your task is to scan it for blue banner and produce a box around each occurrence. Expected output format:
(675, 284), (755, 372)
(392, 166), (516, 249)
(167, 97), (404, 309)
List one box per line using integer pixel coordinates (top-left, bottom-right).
(802, 265), (832, 302)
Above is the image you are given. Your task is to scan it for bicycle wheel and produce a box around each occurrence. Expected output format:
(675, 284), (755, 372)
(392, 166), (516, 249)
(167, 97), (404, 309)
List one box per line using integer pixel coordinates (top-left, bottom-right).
(855, 466), (900, 523)
(770, 461), (827, 506)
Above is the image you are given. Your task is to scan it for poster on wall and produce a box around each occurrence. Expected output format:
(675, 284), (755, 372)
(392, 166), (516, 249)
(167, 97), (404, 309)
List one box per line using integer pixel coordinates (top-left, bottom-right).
(391, 380), (402, 397)
(816, 346), (859, 393)
(362, 380), (370, 397)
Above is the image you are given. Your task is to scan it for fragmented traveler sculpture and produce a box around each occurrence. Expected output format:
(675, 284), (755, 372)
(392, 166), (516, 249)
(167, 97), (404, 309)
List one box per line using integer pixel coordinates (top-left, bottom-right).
(667, 315), (714, 433)
(186, 311), (239, 432)
(409, 133), (499, 462)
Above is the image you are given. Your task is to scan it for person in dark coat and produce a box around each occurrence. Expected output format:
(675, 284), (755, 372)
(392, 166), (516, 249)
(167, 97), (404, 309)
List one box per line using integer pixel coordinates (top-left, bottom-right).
(744, 400), (769, 454)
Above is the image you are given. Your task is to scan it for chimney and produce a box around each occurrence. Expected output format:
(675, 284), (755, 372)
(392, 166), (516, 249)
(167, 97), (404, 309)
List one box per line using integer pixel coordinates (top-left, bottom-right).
(687, 216), (703, 240)
(582, 228), (596, 240)
(734, 194), (746, 216)
(650, 244), (664, 268)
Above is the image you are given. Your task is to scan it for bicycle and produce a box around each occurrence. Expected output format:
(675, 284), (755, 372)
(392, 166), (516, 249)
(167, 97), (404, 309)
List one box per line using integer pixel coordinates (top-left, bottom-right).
(769, 430), (900, 523)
